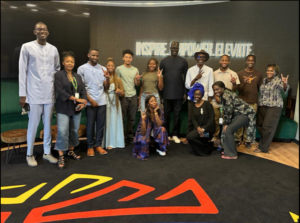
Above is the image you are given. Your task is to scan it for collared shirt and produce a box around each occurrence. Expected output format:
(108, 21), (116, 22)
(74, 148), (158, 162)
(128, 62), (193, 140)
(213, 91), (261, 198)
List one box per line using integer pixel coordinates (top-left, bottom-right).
(211, 68), (240, 107)
(77, 62), (107, 106)
(116, 65), (139, 97)
(258, 76), (289, 108)
(185, 64), (214, 101)
(19, 40), (60, 104)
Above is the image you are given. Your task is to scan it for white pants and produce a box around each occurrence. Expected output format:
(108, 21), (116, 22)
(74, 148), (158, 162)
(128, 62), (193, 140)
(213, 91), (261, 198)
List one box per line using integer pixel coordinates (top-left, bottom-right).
(27, 103), (54, 156)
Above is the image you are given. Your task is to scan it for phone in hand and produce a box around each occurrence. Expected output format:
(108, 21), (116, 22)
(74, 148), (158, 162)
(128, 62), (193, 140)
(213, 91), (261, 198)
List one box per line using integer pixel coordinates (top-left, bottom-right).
(75, 105), (81, 111)
(24, 103), (30, 112)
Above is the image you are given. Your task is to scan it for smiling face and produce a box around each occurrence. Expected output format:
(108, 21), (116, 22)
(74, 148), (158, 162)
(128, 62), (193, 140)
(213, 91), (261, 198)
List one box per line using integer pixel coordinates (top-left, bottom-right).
(62, 56), (75, 72)
(106, 61), (115, 74)
(219, 55), (230, 69)
(147, 96), (158, 109)
(88, 50), (99, 65)
(123, 53), (133, 66)
(193, 90), (203, 102)
(148, 59), (157, 72)
(34, 23), (49, 42)
(170, 46), (179, 57)
(266, 66), (276, 79)
(196, 53), (207, 67)
(213, 85), (225, 97)
(246, 56), (255, 69)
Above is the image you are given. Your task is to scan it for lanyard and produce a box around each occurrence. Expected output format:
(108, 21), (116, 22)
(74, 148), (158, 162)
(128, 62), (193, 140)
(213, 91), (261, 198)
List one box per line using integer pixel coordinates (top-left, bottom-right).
(67, 74), (78, 92)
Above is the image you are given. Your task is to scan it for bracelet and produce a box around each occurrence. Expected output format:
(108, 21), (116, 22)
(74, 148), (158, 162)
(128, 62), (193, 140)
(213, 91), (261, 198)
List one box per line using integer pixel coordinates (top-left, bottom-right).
(154, 112), (158, 115)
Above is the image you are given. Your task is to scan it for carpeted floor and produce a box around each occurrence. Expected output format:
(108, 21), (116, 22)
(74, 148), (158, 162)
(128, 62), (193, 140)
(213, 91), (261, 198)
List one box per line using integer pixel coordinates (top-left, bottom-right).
(1, 141), (299, 223)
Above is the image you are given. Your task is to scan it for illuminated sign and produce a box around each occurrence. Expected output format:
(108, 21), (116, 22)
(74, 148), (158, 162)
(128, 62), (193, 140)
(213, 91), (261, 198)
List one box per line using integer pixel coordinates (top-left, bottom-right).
(136, 42), (253, 57)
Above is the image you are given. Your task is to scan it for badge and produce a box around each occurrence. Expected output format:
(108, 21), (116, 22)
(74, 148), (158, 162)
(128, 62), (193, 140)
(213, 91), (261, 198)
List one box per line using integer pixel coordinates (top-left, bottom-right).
(219, 117), (224, 125)
(75, 93), (79, 99)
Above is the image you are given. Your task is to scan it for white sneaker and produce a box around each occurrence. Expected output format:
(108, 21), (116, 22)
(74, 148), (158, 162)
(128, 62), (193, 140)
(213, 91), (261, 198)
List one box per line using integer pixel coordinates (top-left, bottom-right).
(27, 155), (38, 167)
(43, 154), (58, 164)
(172, 136), (181, 143)
(168, 136), (173, 140)
(156, 149), (166, 156)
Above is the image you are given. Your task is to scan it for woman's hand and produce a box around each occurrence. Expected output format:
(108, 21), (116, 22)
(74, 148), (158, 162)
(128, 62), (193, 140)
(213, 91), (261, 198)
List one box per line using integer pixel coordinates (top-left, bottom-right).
(157, 67), (163, 78)
(75, 104), (85, 111)
(223, 125), (228, 133)
(281, 74), (289, 85)
(77, 98), (87, 105)
(141, 111), (146, 120)
(154, 105), (160, 113)
(214, 95), (221, 104)
(115, 88), (122, 96)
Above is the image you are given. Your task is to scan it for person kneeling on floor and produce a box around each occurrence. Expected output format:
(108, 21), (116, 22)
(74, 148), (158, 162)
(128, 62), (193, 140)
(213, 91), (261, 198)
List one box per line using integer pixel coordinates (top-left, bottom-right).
(133, 95), (169, 160)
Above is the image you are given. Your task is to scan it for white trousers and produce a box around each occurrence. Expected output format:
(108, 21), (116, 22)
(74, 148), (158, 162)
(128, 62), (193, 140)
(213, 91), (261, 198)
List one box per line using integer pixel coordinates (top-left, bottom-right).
(27, 103), (54, 155)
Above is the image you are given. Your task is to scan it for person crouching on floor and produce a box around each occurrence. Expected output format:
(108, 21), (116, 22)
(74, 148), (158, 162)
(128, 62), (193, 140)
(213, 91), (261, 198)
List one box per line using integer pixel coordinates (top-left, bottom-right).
(133, 95), (169, 160)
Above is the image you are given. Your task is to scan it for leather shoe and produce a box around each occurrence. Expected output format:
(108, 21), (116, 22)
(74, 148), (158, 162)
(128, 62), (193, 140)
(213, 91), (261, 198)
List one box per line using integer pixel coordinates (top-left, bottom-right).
(87, 148), (95, 157)
(182, 139), (189, 144)
(95, 146), (107, 155)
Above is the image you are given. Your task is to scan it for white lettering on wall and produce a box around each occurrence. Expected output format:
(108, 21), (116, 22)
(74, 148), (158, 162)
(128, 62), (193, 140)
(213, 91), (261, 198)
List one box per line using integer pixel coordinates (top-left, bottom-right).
(136, 42), (253, 57)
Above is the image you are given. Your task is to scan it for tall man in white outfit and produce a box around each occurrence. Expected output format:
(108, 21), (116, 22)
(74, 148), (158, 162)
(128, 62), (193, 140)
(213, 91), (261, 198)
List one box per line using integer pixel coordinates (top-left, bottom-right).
(183, 50), (214, 144)
(19, 22), (60, 167)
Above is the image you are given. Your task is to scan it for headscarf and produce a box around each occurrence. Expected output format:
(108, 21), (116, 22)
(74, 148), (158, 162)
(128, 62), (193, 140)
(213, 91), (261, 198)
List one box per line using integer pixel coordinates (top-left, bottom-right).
(188, 82), (205, 101)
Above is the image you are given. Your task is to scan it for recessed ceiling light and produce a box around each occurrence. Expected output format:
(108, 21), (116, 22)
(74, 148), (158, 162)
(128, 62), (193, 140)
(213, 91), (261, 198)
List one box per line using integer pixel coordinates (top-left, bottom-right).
(26, 4), (37, 7)
(83, 12), (90, 16)
(58, 9), (67, 12)
(31, 9), (38, 12)
(10, 6), (18, 9)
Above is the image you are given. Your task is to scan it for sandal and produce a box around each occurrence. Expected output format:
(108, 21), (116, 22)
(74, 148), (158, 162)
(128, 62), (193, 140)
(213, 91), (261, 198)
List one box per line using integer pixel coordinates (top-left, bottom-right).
(58, 155), (65, 169)
(68, 150), (81, 160)
(221, 155), (238, 159)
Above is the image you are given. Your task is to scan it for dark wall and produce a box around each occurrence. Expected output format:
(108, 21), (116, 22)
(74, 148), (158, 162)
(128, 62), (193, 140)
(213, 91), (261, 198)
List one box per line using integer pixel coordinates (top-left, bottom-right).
(91, 1), (299, 96)
(1, 10), (90, 78)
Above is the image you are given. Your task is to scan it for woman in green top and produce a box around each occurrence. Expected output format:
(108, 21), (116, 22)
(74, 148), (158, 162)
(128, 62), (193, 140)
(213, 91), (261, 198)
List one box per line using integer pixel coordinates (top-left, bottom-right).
(138, 58), (163, 112)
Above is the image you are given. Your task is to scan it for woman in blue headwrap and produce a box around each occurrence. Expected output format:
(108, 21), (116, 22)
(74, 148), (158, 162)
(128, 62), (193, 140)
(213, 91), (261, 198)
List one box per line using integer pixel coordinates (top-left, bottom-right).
(186, 83), (216, 156)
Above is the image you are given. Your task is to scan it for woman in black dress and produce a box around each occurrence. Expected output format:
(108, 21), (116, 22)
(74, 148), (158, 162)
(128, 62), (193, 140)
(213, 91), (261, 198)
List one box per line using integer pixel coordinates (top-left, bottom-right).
(186, 83), (215, 156)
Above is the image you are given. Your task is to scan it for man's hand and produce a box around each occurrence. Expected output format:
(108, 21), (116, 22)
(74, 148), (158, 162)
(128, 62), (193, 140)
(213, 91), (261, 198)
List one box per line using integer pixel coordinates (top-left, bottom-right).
(19, 96), (26, 108)
(183, 94), (187, 103)
(90, 99), (98, 107)
(135, 72), (141, 82)
(281, 74), (289, 85)
(101, 67), (110, 79)
(195, 70), (204, 80)
(223, 125), (228, 133)
(230, 74), (237, 85)
(157, 68), (163, 78)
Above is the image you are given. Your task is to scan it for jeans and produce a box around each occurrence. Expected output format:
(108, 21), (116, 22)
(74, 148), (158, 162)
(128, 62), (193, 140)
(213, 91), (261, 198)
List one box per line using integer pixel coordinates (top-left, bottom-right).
(140, 92), (160, 112)
(55, 112), (81, 151)
(86, 105), (106, 148)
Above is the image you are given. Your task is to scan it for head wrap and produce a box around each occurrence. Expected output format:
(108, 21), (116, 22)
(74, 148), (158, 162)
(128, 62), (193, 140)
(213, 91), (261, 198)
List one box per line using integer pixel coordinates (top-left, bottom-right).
(188, 83), (205, 101)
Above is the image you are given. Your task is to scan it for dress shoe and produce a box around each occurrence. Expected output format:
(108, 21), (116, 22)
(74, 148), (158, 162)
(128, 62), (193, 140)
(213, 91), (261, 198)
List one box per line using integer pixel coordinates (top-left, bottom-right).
(95, 146), (107, 155)
(87, 148), (95, 157)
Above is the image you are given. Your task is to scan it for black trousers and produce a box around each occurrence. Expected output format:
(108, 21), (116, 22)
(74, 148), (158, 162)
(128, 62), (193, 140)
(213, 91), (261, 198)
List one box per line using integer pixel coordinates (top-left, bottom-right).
(187, 100), (194, 133)
(257, 106), (282, 152)
(186, 130), (213, 156)
(121, 95), (138, 140)
(163, 99), (183, 137)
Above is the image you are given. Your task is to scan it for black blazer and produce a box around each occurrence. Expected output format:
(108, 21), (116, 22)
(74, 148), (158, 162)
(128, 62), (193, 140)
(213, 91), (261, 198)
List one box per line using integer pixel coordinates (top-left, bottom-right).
(54, 70), (87, 116)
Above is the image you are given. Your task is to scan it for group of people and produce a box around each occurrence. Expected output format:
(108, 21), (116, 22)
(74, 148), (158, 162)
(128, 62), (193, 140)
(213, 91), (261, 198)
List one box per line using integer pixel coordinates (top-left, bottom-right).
(18, 22), (290, 168)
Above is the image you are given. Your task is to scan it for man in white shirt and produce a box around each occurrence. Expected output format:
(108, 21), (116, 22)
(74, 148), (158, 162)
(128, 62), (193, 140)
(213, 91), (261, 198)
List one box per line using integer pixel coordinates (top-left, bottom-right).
(211, 55), (240, 141)
(183, 50), (214, 144)
(19, 22), (60, 167)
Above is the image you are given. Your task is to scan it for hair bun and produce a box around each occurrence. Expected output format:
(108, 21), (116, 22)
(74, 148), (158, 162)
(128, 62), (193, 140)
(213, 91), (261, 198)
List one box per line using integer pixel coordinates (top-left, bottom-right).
(107, 57), (113, 61)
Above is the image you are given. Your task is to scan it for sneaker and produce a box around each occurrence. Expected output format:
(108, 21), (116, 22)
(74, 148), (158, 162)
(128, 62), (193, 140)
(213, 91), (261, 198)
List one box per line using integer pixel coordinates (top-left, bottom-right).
(211, 137), (218, 142)
(27, 155), (38, 167)
(182, 139), (189, 144)
(172, 136), (181, 144)
(245, 142), (252, 149)
(156, 149), (166, 156)
(168, 136), (173, 141)
(235, 141), (241, 146)
(43, 154), (58, 164)
(95, 146), (107, 155)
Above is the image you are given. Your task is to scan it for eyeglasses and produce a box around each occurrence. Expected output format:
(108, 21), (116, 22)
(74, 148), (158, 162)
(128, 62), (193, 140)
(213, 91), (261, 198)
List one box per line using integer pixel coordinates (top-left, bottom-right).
(35, 28), (48, 32)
